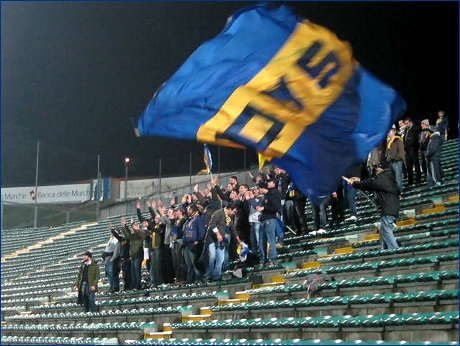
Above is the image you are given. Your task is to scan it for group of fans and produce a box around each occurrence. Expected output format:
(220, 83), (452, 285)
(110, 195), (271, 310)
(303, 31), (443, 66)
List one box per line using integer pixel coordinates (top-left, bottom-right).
(74, 110), (450, 313)
(101, 168), (291, 293)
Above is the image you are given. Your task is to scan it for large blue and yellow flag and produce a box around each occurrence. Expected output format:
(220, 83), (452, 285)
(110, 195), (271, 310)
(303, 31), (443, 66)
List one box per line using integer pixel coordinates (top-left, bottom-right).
(137, 3), (406, 204)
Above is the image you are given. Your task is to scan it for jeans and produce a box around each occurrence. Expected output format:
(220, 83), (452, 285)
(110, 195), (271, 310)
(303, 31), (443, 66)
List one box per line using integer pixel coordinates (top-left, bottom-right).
(259, 218), (277, 263)
(275, 218), (284, 245)
(427, 159), (443, 187)
(121, 258), (132, 290)
(206, 242), (225, 280)
(380, 215), (399, 249)
(150, 247), (164, 287)
(130, 257), (142, 290)
(182, 245), (202, 284)
(345, 184), (357, 216)
(105, 259), (120, 291)
(313, 201), (328, 230)
(249, 222), (261, 257)
(222, 233), (231, 271)
(420, 151), (427, 178)
(171, 241), (187, 283)
(283, 200), (296, 232)
(391, 161), (403, 191)
(405, 148), (421, 185)
(81, 282), (98, 312)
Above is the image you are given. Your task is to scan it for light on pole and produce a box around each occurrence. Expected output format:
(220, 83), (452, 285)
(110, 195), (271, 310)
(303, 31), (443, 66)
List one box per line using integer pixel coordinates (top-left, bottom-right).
(124, 157), (130, 214)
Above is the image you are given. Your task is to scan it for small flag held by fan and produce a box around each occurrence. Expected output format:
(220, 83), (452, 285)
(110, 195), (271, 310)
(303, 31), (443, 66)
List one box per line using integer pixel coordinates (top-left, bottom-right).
(198, 144), (213, 175)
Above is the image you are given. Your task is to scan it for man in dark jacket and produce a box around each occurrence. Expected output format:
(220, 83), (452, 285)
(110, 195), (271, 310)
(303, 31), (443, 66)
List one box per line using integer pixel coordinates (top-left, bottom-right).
(121, 217), (146, 290)
(111, 225), (132, 291)
(205, 202), (239, 282)
(403, 117), (422, 186)
(352, 162), (400, 250)
(182, 203), (206, 284)
(74, 251), (100, 312)
(257, 179), (282, 266)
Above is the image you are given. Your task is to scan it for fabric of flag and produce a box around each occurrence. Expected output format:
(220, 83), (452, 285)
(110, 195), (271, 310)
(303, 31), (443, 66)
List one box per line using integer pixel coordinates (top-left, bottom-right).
(198, 144), (213, 175)
(137, 3), (406, 204)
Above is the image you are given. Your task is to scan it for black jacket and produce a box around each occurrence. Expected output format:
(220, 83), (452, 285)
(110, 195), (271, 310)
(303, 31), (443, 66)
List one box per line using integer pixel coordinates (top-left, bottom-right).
(404, 124), (421, 151)
(352, 169), (400, 217)
(259, 188), (282, 222)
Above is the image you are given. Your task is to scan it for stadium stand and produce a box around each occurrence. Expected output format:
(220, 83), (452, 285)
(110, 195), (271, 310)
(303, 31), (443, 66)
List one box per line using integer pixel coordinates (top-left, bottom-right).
(1, 138), (458, 345)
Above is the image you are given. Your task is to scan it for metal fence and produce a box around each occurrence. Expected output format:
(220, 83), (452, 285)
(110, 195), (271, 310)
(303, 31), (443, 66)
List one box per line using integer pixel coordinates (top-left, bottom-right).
(1, 170), (256, 230)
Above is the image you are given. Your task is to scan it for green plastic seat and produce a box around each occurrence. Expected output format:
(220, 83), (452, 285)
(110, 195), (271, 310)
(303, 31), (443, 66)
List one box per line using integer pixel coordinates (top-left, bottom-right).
(438, 270), (459, 280)
(298, 316), (317, 328)
(368, 293), (391, 304)
(317, 315), (343, 328)
(353, 277), (372, 287)
(425, 311), (455, 324)
(373, 275), (395, 286)
(437, 289), (459, 300)
(391, 291), (412, 303)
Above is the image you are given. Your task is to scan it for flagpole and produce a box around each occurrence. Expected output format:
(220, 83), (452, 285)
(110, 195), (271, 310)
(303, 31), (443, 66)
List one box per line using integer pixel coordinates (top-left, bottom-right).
(34, 141), (39, 229)
(159, 158), (162, 197)
(342, 176), (377, 208)
(189, 152), (192, 186)
(218, 146), (221, 177)
(96, 154), (100, 221)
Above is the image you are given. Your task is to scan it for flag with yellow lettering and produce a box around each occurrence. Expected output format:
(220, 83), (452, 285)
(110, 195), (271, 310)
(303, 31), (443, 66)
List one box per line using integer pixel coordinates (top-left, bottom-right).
(137, 3), (406, 203)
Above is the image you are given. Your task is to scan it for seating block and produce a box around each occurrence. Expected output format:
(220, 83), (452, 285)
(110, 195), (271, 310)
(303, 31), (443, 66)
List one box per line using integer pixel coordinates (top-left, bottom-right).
(422, 206), (446, 214)
(396, 218), (417, 227)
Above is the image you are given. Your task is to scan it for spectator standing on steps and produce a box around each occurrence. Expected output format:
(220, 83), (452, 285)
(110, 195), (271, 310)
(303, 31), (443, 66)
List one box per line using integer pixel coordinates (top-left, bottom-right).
(256, 179), (282, 267)
(74, 251), (100, 312)
(403, 117), (422, 186)
(352, 161), (400, 250)
(102, 230), (121, 293)
(385, 126), (405, 191)
(111, 225), (132, 291)
(121, 217), (146, 290)
(434, 110), (449, 141)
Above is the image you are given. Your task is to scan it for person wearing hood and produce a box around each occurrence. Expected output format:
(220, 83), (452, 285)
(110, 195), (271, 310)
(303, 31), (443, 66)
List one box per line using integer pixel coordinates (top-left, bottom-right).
(425, 127), (444, 187)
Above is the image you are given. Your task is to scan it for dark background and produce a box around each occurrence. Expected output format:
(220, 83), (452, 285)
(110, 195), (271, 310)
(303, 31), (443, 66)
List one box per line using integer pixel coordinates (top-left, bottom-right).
(2, 1), (458, 187)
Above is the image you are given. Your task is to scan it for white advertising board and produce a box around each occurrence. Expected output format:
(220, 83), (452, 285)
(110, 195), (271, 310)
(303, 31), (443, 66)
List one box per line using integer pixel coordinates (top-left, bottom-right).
(1, 183), (92, 204)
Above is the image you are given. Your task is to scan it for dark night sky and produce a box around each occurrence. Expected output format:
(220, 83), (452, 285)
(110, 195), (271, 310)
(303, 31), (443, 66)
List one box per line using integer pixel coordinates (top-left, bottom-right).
(1, 1), (458, 188)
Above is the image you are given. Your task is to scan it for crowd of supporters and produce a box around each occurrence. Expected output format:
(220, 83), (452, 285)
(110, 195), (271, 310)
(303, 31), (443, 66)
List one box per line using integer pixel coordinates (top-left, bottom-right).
(96, 111), (449, 291)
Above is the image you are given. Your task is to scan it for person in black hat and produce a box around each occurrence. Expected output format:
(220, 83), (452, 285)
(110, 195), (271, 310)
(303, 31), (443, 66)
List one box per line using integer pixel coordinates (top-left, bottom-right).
(73, 251), (100, 312)
(352, 161), (400, 250)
